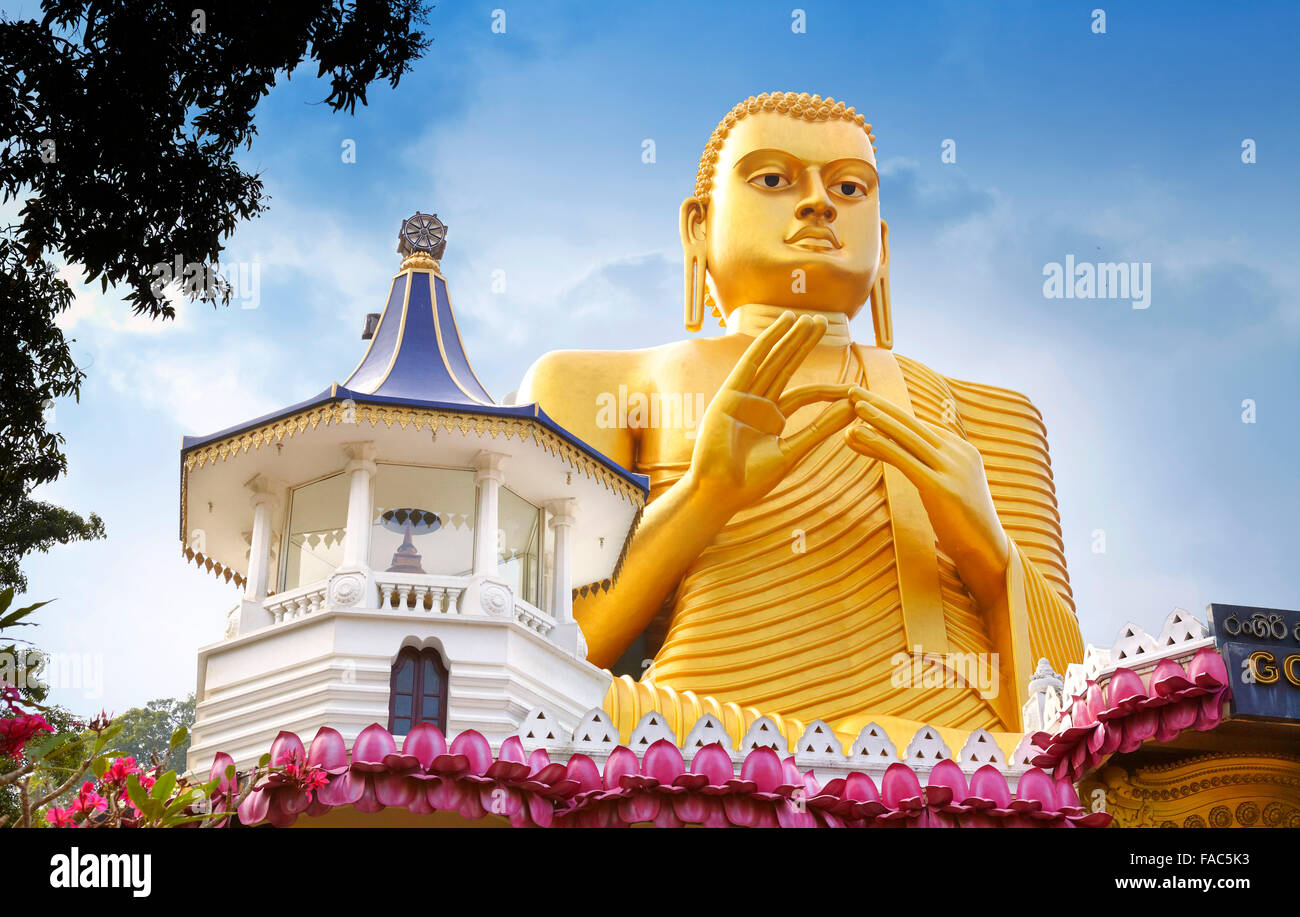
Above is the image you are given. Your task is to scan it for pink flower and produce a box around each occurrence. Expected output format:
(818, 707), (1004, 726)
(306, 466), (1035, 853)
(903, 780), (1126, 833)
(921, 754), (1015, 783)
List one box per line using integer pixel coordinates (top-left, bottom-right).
(45, 807), (78, 828)
(101, 756), (141, 785)
(303, 768), (329, 800)
(118, 771), (158, 819)
(0, 712), (54, 759)
(237, 732), (339, 826)
(71, 781), (107, 815)
(281, 749), (329, 801)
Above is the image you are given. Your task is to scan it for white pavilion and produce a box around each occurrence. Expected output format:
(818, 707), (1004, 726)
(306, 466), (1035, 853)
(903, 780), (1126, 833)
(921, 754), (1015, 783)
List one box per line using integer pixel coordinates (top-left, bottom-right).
(181, 213), (646, 774)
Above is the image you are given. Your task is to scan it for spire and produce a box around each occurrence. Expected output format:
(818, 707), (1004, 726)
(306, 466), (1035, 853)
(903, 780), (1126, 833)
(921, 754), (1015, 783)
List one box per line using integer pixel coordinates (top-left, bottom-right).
(340, 212), (495, 405)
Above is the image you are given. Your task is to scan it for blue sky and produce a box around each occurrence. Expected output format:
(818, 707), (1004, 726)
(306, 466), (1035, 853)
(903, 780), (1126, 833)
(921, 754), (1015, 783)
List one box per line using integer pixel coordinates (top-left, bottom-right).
(18, 0), (1299, 715)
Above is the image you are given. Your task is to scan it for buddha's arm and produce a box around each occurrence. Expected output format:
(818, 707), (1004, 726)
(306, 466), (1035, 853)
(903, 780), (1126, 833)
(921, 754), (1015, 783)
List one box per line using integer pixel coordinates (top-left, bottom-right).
(944, 377), (1085, 676)
(520, 314), (862, 668)
(573, 474), (740, 667)
(846, 382), (1084, 723)
(518, 348), (725, 666)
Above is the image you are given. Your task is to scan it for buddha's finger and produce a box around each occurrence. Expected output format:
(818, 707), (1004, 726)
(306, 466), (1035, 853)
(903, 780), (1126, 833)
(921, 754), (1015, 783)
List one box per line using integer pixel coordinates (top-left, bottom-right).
(759, 314), (827, 400)
(853, 400), (942, 468)
(721, 311), (796, 394)
(844, 425), (931, 483)
(855, 389), (946, 448)
(776, 383), (864, 416)
(781, 398), (858, 464)
(749, 314), (819, 396)
(725, 391), (787, 435)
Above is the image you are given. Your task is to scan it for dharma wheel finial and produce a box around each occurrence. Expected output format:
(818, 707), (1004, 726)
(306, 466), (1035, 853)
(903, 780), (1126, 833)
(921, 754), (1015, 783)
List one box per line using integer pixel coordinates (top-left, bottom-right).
(397, 211), (448, 265)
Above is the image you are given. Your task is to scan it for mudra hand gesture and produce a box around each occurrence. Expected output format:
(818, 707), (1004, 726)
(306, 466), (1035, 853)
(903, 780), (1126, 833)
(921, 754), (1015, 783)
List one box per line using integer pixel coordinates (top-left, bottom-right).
(845, 388), (1012, 608)
(686, 308), (1012, 610)
(687, 311), (864, 514)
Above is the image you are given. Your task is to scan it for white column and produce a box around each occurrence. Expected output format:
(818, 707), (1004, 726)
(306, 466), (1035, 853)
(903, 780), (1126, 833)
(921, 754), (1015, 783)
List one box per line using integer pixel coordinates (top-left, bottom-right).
(245, 492), (275, 603)
(238, 474), (281, 634)
(546, 499), (578, 624)
(341, 442), (377, 569)
(473, 452), (507, 577)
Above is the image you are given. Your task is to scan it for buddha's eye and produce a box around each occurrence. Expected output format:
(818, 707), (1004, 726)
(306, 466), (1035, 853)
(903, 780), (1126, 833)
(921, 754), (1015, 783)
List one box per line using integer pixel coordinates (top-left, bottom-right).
(749, 172), (791, 190)
(833, 181), (868, 199)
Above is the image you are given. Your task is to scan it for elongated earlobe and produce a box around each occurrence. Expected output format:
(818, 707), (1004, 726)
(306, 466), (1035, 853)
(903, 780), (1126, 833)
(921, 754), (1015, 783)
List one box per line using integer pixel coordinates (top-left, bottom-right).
(681, 198), (708, 332)
(684, 254), (706, 332)
(870, 219), (892, 349)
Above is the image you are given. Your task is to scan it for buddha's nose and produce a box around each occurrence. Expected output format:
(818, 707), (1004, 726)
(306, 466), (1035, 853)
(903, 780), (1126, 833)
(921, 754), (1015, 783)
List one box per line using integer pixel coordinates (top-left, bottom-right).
(796, 169), (837, 223)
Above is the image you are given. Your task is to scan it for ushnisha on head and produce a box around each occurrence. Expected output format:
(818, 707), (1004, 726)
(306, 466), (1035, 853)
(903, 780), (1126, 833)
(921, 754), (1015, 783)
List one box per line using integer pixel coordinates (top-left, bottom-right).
(681, 92), (892, 348)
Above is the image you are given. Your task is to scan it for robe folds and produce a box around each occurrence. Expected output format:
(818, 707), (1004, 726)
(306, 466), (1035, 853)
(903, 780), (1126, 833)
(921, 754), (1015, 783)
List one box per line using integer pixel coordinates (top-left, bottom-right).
(602, 346), (1085, 749)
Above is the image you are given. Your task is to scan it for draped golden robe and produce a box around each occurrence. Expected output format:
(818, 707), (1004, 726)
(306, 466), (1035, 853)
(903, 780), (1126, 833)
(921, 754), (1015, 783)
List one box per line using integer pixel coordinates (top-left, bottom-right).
(602, 346), (1084, 747)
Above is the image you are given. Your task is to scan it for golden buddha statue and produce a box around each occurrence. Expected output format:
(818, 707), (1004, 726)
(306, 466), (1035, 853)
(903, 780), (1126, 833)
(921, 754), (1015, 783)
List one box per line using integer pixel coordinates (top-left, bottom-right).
(519, 92), (1083, 747)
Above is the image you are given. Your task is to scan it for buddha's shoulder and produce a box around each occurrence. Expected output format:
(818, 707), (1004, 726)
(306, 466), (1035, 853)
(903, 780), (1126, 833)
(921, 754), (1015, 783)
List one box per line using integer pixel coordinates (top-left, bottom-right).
(522, 338), (734, 390)
(894, 351), (1044, 420)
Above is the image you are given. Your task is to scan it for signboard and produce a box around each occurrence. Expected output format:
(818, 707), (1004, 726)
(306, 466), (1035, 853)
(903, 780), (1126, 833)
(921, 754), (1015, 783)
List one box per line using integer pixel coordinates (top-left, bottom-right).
(1207, 603), (1300, 723)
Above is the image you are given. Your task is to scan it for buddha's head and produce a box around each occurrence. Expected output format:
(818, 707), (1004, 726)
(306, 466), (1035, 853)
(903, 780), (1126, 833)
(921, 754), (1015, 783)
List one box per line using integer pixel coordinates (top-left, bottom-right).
(682, 92), (890, 345)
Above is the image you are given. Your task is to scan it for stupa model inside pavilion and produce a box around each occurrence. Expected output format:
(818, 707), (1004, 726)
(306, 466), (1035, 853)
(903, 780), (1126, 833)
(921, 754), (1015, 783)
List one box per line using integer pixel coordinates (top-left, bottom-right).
(177, 213), (1296, 829)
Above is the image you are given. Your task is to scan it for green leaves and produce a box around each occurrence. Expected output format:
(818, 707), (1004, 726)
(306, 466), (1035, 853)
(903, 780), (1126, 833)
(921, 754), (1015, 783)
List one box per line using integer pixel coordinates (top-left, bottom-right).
(124, 774), (152, 820)
(0, 587), (52, 632)
(0, 1), (433, 598)
(152, 769), (177, 802)
(122, 768), (232, 826)
(17, 728), (67, 763)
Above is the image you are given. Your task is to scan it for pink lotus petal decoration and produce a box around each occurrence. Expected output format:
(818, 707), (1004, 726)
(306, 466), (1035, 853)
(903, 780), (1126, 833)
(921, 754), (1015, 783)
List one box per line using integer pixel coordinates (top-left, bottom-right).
(219, 718), (1115, 829)
(308, 727), (350, 775)
(351, 723), (397, 773)
(1029, 647), (1230, 783)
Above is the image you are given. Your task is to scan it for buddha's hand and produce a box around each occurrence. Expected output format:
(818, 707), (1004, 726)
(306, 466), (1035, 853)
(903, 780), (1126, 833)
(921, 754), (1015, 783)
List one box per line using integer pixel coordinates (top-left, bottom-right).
(685, 311), (863, 518)
(844, 390), (1012, 609)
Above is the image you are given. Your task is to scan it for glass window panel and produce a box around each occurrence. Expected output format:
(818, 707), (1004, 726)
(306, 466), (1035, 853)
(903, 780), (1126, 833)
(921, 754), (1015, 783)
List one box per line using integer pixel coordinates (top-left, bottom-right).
(393, 717), (411, 735)
(498, 487), (540, 607)
(422, 659), (440, 689)
(421, 697), (440, 719)
(393, 695), (412, 718)
(283, 473), (349, 591)
(370, 465), (477, 577)
(393, 658), (415, 693)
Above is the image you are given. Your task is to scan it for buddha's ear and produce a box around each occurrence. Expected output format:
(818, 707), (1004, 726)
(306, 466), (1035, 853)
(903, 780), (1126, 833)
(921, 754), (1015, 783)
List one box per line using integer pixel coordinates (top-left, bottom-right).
(679, 197), (707, 246)
(681, 198), (708, 332)
(869, 218), (893, 349)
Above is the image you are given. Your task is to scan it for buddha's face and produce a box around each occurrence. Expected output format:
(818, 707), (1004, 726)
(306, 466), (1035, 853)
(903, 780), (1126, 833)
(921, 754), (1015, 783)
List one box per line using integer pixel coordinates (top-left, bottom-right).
(694, 111), (882, 319)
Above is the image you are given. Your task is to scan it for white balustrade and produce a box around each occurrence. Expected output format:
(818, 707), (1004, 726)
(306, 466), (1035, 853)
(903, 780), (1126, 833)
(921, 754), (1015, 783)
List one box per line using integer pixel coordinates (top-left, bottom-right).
(514, 598), (555, 636)
(375, 572), (467, 615)
(265, 584), (327, 624)
(259, 572), (552, 642)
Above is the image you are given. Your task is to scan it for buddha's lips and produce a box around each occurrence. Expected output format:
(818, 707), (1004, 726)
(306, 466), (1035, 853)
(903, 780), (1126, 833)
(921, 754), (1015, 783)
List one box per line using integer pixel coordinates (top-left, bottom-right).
(785, 226), (841, 249)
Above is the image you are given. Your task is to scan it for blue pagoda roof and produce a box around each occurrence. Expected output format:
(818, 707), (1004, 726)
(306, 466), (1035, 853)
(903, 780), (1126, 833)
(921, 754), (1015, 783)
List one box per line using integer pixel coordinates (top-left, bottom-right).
(180, 257), (648, 498)
(343, 269), (495, 404)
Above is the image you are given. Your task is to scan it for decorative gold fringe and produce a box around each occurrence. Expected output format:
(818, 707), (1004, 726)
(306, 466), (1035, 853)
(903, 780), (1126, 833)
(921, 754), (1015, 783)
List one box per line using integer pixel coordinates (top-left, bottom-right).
(181, 544), (245, 589)
(180, 400), (648, 584)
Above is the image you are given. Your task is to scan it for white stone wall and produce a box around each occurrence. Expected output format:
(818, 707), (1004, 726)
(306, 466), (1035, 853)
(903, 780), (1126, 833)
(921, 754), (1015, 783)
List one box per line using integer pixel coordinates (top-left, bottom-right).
(188, 594), (611, 775)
